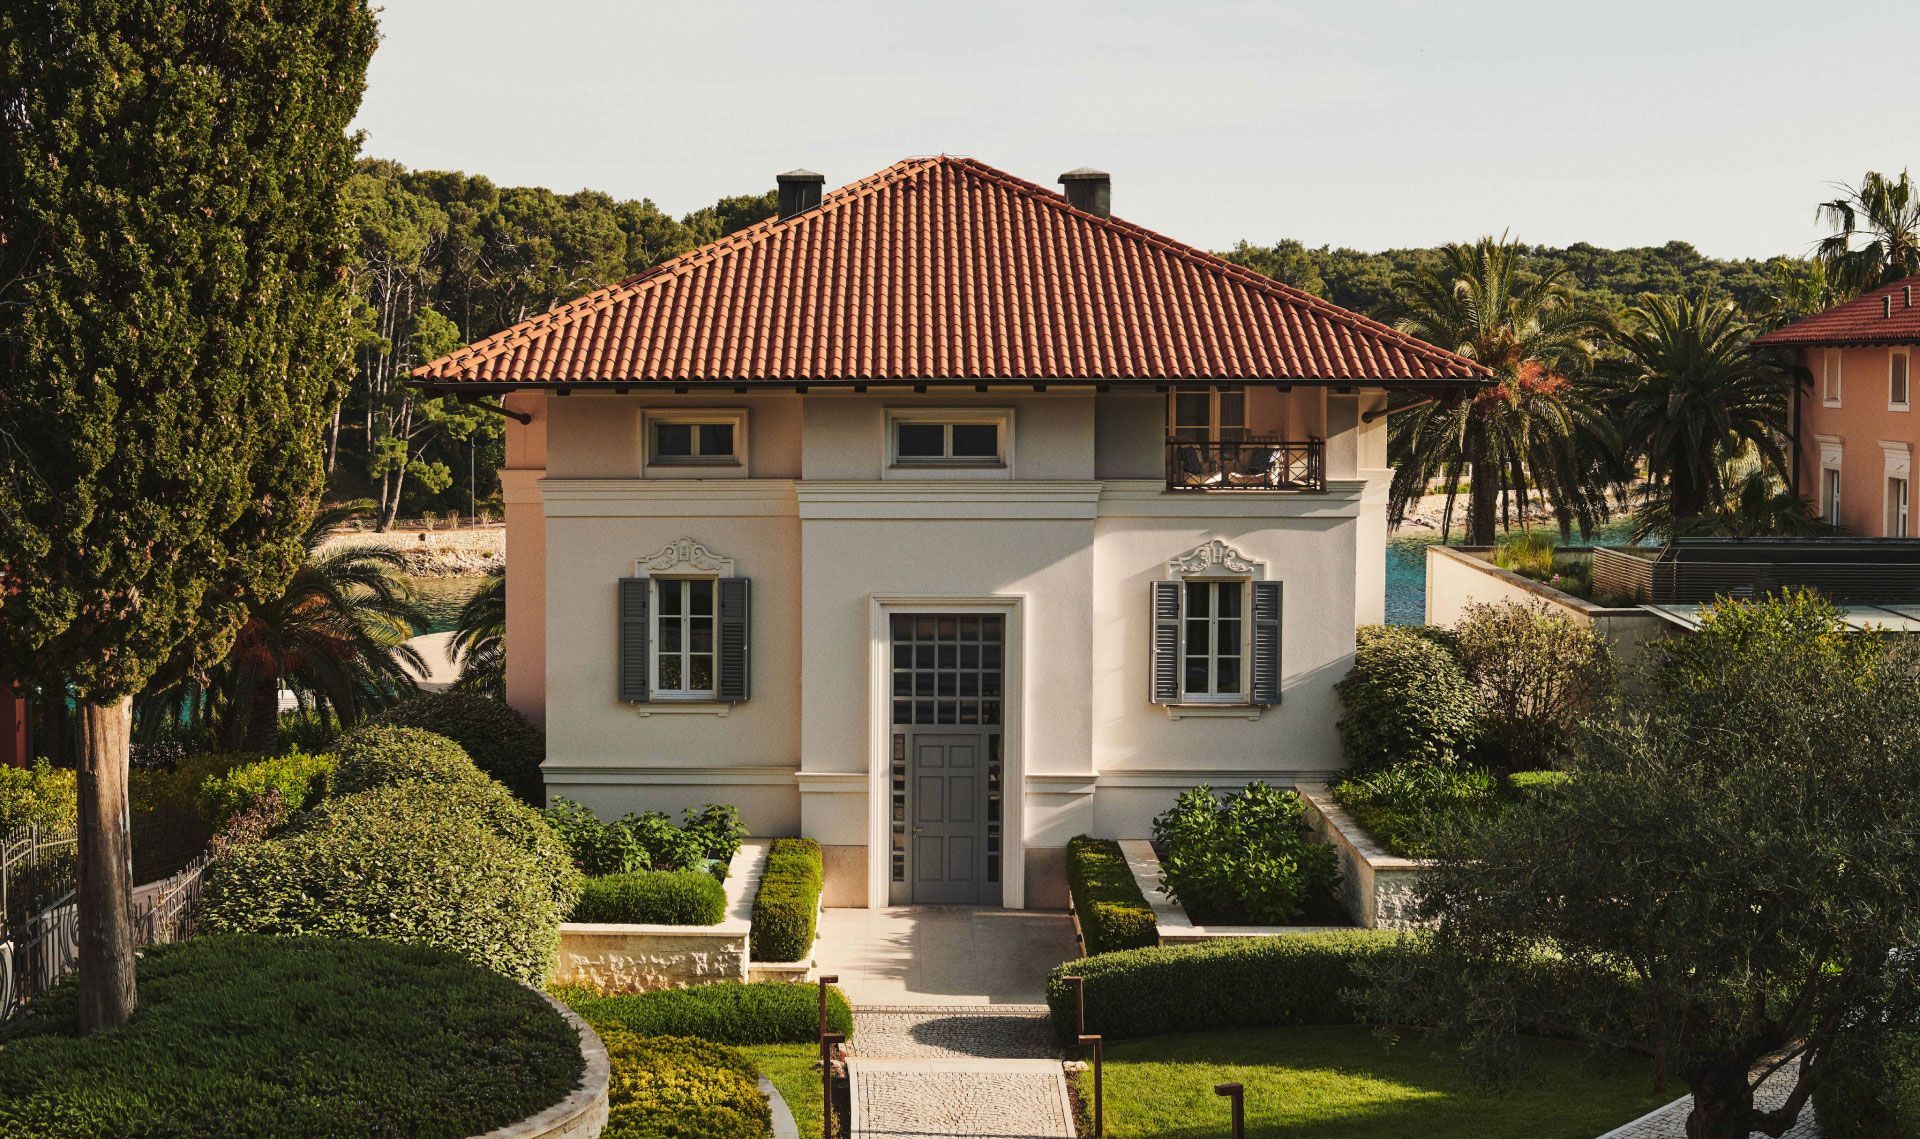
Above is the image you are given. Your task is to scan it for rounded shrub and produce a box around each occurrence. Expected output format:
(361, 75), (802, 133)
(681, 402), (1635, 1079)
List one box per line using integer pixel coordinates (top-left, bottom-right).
(329, 725), (492, 795)
(749, 838), (823, 963)
(0, 934), (584, 1138)
(596, 1031), (770, 1139)
(197, 749), (336, 828)
(371, 691), (546, 804)
(559, 980), (853, 1045)
(1335, 624), (1482, 775)
(202, 782), (575, 984)
(572, 869), (728, 925)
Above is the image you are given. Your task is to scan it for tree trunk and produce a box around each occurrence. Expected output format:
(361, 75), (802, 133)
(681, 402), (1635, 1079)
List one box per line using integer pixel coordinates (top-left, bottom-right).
(239, 672), (280, 756)
(1685, 1063), (1756, 1139)
(74, 695), (137, 1033)
(1467, 445), (1500, 546)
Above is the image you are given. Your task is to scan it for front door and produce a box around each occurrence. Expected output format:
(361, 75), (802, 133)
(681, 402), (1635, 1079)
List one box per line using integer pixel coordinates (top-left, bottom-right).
(910, 732), (987, 905)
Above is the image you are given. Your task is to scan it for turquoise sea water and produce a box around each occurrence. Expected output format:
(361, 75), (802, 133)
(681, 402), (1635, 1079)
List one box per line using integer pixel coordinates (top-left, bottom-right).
(1385, 521), (1637, 625)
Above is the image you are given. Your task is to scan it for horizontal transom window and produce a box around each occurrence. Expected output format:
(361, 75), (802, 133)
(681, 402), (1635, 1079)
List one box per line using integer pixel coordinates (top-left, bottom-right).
(886, 409), (1010, 469)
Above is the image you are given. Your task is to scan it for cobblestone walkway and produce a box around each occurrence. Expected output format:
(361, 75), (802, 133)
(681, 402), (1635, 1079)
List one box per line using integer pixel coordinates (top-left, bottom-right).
(847, 1006), (1075, 1138)
(1597, 1066), (1820, 1139)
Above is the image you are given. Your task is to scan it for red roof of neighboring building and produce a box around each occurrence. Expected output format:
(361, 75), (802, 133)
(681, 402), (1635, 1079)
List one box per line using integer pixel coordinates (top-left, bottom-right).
(412, 156), (1490, 387)
(1755, 275), (1920, 347)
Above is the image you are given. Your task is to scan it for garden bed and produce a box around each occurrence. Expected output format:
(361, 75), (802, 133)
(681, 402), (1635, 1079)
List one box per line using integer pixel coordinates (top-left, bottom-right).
(551, 839), (767, 993)
(1297, 784), (1427, 929)
(1116, 839), (1349, 944)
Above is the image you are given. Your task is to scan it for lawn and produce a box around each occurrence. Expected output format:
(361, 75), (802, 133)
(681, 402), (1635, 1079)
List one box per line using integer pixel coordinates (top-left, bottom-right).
(1079, 1025), (1670, 1139)
(740, 1043), (825, 1138)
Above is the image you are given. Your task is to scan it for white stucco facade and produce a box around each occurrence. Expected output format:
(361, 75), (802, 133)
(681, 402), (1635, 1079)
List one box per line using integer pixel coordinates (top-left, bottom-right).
(502, 384), (1389, 909)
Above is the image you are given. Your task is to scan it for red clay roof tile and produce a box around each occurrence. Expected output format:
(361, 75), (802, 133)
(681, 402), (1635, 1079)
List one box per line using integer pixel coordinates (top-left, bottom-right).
(1755, 275), (1920, 347)
(412, 156), (1491, 386)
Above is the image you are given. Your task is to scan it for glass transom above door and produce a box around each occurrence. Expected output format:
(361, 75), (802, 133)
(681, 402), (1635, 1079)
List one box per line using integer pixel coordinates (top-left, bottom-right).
(889, 614), (1005, 727)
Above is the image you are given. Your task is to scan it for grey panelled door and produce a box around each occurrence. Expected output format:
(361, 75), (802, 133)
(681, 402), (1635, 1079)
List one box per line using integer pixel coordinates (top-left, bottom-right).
(910, 732), (988, 905)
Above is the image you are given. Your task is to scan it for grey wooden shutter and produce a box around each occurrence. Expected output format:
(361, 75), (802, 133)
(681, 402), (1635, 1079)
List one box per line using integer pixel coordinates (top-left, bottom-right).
(1251, 580), (1282, 706)
(717, 578), (751, 703)
(618, 578), (650, 702)
(1149, 581), (1180, 704)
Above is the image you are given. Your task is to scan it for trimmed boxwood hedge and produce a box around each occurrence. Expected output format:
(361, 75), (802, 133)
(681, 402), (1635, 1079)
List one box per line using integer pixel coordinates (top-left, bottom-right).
(573, 869), (728, 925)
(372, 691), (547, 805)
(329, 725), (492, 795)
(596, 1031), (770, 1139)
(1065, 835), (1157, 955)
(1046, 929), (1401, 1041)
(0, 934), (583, 1138)
(749, 838), (822, 963)
(557, 980), (853, 1046)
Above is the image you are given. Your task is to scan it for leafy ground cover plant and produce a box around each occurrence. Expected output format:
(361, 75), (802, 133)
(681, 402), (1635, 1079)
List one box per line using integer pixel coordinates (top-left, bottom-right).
(572, 869), (727, 925)
(1065, 835), (1158, 955)
(0, 934), (582, 1138)
(556, 981), (853, 1046)
(1151, 782), (1340, 924)
(1332, 765), (1504, 858)
(749, 838), (823, 962)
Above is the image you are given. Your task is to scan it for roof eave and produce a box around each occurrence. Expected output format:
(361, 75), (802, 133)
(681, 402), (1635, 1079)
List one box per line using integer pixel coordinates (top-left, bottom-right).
(410, 373), (1492, 395)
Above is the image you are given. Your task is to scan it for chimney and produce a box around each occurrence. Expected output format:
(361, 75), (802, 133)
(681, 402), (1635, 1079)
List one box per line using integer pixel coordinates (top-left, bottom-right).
(776, 169), (824, 220)
(1886, 294), (1895, 319)
(1058, 167), (1111, 218)
(1906, 284), (1913, 308)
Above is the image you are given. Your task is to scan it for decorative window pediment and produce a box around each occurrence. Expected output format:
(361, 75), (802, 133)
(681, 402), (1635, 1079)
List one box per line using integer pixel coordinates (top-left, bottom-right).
(636, 537), (736, 579)
(1166, 539), (1265, 580)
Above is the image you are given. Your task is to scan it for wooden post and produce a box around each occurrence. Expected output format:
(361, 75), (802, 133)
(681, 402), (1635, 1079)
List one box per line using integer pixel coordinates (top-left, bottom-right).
(1215, 1081), (1244, 1139)
(1078, 1034), (1104, 1139)
(821, 1031), (845, 1139)
(1066, 973), (1085, 1036)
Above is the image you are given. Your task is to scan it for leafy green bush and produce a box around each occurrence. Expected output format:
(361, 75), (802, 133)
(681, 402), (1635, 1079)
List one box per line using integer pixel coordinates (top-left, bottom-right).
(682, 803), (746, 862)
(542, 798), (651, 876)
(1816, 1028), (1920, 1138)
(558, 981), (852, 1045)
(1151, 783), (1340, 924)
(750, 838), (823, 963)
(1065, 836), (1157, 955)
(197, 749), (335, 827)
(203, 779), (579, 984)
(371, 691), (546, 805)
(541, 798), (740, 877)
(0, 934), (583, 1138)
(1335, 625), (1482, 775)
(130, 750), (255, 814)
(329, 724), (494, 795)
(596, 1031), (770, 1139)
(1452, 600), (1610, 772)
(1332, 765), (1502, 858)
(1046, 930), (1400, 1041)
(0, 760), (76, 835)
(573, 870), (728, 925)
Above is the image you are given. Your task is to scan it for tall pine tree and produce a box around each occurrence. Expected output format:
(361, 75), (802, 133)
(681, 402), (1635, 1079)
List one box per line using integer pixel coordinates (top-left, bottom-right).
(0, 0), (376, 1029)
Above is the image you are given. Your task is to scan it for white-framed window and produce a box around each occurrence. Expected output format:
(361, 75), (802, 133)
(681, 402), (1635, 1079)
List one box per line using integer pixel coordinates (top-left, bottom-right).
(1170, 386), (1250, 444)
(651, 576), (717, 699)
(1181, 578), (1247, 702)
(1890, 477), (1911, 537)
(1892, 350), (1911, 412)
(884, 408), (1012, 477)
(643, 409), (747, 476)
(1824, 349), (1843, 407)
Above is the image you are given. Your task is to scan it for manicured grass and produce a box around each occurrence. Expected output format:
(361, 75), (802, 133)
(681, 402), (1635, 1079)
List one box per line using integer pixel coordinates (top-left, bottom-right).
(1078, 1025), (1669, 1139)
(739, 1043), (824, 1138)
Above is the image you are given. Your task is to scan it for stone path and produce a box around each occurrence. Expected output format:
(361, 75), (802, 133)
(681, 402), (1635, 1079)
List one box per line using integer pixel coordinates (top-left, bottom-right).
(1596, 1065), (1820, 1139)
(846, 1005), (1075, 1139)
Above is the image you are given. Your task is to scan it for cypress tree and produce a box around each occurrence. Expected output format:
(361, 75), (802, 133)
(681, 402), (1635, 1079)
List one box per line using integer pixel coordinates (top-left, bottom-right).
(0, 0), (377, 1030)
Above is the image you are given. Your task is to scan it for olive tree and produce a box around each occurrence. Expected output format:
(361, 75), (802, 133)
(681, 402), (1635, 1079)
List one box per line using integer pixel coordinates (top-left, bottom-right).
(0, 0), (376, 1029)
(1370, 592), (1920, 1139)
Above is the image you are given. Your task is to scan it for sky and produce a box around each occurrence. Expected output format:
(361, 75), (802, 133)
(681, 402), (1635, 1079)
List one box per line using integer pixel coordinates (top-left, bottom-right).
(355, 0), (1920, 261)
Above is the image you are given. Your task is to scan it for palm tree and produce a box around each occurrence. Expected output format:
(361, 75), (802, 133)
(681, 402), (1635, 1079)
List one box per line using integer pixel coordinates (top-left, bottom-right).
(1629, 450), (1834, 540)
(451, 573), (505, 697)
(1603, 293), (1795, 538)
(1815, 170), (1920, 297)
(1755, 258), (1834, 332)
(221, 501), (427, 751)
(1387, 236), (1613, 545)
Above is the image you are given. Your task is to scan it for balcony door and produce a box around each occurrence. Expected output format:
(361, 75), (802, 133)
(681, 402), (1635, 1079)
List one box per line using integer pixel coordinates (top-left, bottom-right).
(1171, 386), (1249, 446)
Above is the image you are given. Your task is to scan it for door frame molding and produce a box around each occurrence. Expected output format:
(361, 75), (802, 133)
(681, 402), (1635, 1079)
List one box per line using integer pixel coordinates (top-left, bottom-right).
(866, 594), (1026, 910)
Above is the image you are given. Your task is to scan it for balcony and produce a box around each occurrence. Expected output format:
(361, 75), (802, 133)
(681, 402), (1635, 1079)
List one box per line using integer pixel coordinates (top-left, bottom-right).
(1165, 437), (1325, 492)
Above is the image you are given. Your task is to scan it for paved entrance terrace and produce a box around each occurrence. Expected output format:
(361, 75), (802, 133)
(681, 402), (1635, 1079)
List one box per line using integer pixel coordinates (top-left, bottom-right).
(816, 906), (1077, 1006)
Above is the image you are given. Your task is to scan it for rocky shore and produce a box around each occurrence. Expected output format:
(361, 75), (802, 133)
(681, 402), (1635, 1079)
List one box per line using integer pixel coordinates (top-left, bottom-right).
(318, 524), (504, 577)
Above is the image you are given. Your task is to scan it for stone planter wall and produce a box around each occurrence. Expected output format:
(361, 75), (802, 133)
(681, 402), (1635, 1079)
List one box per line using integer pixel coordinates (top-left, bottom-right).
(550, 840), (767, 994)
(1297, 784), (1427, 930)
(1117, 839), (1348, 945)
(474, 995), (609, 1139)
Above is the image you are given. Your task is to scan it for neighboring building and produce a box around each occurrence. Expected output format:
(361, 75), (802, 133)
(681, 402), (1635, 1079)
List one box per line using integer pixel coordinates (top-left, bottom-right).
(413, 156), (1487, 909)
(1757, 276), (1920, 537)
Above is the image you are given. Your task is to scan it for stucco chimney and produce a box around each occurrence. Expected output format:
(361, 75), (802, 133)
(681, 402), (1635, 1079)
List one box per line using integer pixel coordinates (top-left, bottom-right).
(1886, 294), (1895, 319)
(777, 170), (824, 220)
(1058, 168), (1111, 218)
(1906, 284), (1913, 308)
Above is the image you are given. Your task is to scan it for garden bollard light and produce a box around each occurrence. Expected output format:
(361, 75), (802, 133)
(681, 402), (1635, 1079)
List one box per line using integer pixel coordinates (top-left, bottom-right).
(1078, 1034), (1104, 1139)
(818, 974), (838, 1060)
(820, 1031), (846, 1139)
(1215, 1081), (1244, 1139)
(1065, 974), (1085, 1036)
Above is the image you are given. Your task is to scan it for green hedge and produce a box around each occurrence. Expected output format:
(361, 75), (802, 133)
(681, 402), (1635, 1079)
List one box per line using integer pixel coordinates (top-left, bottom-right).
(558, 981), (853, 1046)
(0, 760), (75, 835)
(0, 934), (582, 1138)
(749, 838), (822, 963)
(1046, 930), (1401, 1041)
(197, 749), (336, 827)
(1816, 1029), (1920, 1138)
(1065, 836), (1157, 955)
(596, 1031), (770, 1139)
(573, 870), (728, 925)
(1335, 624), (1482, 775)
(372, 692), (546, 805)
(329, 725), (492, 795)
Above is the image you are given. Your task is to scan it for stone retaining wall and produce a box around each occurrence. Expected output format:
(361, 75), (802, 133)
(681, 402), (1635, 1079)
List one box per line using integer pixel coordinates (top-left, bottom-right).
(549, 841), (765, 993)
(1297, 784), (1427, 930)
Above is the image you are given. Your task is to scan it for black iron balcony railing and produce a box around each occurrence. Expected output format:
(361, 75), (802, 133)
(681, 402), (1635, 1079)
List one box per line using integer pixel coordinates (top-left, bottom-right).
(1166, 437), (1325, 492)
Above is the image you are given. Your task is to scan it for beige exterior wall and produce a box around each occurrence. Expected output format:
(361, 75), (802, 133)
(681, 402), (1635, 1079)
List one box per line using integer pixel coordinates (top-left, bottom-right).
(508, 385), (1394, 908)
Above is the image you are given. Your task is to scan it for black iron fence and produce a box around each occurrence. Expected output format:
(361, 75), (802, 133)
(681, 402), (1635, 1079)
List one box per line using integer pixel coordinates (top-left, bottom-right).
(1166, 437), (1325, 492)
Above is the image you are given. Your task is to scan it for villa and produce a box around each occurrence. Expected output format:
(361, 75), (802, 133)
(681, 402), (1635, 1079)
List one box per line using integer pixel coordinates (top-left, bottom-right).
(412, 156), (1487, 909)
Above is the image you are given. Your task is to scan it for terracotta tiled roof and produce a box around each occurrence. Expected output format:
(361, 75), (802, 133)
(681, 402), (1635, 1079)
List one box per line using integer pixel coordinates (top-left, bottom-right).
(412, 156), (1490, 387)
(1755, 275), (1920, 347)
